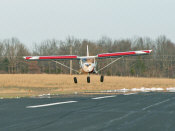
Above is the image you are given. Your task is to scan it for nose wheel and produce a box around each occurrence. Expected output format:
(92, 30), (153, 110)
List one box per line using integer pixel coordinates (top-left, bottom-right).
(87, 76), (90, 83)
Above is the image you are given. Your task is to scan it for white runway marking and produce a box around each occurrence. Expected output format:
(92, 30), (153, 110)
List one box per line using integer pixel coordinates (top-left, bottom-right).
(124, 93), (137, 95)
(142, 99), (170, 111)
(26, 101), (77, 108)
(92, 95), (116, 100)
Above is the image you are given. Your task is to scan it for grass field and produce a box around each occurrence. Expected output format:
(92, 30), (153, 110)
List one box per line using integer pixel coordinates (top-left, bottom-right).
(0, 74), (175, 98)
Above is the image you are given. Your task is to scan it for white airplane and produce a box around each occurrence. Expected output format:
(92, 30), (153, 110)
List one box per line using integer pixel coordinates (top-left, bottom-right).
(24, 45), (152, 83)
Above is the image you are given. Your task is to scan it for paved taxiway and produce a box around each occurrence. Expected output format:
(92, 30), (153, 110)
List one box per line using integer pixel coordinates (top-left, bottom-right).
(0, 92), (175, 131)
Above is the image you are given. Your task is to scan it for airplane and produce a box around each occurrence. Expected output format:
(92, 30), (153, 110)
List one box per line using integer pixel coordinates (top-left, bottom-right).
(24, 45), (152, 83)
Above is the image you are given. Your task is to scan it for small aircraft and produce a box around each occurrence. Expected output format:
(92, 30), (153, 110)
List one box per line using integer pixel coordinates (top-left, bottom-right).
(24, 45), (152, 83)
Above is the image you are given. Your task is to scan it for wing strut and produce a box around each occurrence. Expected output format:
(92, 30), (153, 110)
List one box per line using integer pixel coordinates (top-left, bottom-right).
(52, 60), (80, 74)
(97, 57), (123, 73)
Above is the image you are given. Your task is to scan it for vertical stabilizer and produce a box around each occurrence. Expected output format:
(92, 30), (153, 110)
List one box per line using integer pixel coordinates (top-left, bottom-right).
(87, 45), (89, 56)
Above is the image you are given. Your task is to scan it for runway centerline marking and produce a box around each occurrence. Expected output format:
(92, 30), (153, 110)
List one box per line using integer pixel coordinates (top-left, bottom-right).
(142, 99), (170, 111)
(26, 101), (77, 108)
(92, 95), (116, 100)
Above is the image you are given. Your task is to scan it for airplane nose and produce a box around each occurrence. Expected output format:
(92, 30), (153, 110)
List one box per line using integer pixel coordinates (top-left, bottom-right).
(82, 63), (94, 73)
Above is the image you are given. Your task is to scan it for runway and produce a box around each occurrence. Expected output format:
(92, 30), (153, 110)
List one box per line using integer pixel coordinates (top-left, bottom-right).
(0, 92), (175, 131)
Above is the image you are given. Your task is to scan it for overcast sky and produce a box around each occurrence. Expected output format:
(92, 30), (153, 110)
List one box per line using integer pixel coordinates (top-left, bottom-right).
(0, 0), (175, 47)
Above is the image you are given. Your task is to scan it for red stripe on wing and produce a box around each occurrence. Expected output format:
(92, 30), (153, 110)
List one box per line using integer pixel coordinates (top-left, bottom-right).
(98, 51), (136, 58)
(25, 57), (32, 60)
(39, 55), (77, 60)
(143, 50), (152, 53)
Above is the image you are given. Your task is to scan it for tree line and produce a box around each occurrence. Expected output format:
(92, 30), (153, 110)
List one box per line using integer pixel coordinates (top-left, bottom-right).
(0, 36), (175, 78)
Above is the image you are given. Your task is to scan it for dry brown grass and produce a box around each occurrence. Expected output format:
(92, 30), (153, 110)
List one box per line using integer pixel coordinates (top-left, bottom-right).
(0, 74), (175, 98)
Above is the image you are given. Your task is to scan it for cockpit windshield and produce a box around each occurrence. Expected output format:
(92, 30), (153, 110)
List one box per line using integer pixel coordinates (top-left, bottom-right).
(82, 58), (95, 63)
(82, 58), (87, 63)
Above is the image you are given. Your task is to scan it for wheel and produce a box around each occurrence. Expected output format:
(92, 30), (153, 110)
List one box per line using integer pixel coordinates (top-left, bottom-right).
(74, 77), (77, 83)
(100, 75), (104, 82)
(87, 76), (90, 83)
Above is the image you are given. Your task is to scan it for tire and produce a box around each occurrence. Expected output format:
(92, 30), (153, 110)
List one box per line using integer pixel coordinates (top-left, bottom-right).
(74, 77), (77, 83)
(87, 76), (90, 83)
(100, 75), (104, 82)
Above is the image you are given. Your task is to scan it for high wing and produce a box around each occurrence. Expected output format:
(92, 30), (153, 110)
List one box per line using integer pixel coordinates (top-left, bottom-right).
(24, 50), (152, 60)
(97, 50), (152, 59)
(24, 55), (79, 61)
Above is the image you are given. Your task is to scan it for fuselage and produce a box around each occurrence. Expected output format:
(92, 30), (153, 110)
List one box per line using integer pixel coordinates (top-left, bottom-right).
(79, 57), (96, 73)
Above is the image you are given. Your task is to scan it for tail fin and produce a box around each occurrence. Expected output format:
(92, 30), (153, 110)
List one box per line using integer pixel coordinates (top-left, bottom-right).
(87, 45), (89, 56)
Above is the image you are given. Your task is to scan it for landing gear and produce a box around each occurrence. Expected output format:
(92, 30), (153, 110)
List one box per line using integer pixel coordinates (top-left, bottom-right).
(73, 75), (103, 83)
(87, 76), (90, 83)
(100, 75), (104, 82)
(74, 77), (77, 83)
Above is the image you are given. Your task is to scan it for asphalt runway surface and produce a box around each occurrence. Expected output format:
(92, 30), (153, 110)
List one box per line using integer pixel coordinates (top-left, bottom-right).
(1, 92), (175, 131)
